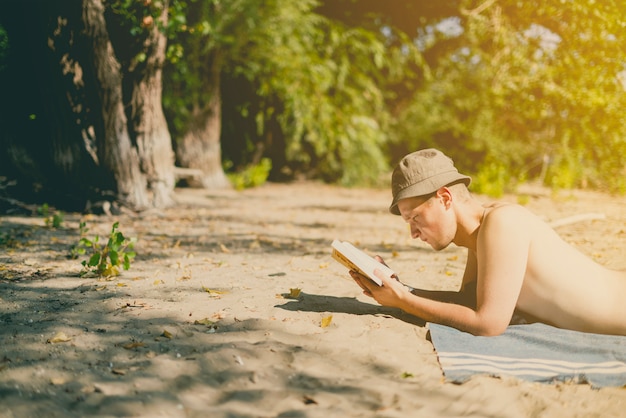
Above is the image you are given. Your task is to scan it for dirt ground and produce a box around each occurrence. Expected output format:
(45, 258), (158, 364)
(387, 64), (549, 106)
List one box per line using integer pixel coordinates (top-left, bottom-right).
(1, 182), (626, 418)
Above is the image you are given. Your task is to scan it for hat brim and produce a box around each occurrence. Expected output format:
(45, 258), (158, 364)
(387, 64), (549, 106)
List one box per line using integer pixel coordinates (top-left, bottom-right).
(389, 173), (471, 215)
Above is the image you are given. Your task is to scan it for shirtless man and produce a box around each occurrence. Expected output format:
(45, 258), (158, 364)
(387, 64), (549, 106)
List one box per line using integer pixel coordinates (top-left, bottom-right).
(350, 148), (626, 336)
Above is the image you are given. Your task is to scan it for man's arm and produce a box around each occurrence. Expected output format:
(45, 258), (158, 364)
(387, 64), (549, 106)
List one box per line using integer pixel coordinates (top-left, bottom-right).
(402, 249), (478, 306)
(460, 249), (478, 293)
(408, 282), (476, 309)
(367, 254), (476, 308)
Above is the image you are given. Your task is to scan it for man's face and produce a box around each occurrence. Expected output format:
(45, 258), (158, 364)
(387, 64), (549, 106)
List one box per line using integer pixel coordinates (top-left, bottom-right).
(398, 192), (453, 251)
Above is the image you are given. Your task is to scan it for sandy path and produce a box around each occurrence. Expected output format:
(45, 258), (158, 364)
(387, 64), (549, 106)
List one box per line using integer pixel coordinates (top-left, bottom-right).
(1, 182), (625, 417)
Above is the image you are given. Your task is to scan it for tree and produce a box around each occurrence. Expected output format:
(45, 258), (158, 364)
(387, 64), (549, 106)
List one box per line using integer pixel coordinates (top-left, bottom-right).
(440, 0), (626, 193)
(106, 0), (176, 206)
(82, 0), (151, 209)
(163, 0), (232, 189)
(2, 0), (623, 205)
(0, 0), (175, 210)
(0, 1), (106, 209)
(206, 0), (424, 185)
(321, 0), (626, 193)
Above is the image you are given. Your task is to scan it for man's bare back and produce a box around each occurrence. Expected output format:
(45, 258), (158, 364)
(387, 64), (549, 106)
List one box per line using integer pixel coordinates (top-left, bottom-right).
(489, 203), (626, 335)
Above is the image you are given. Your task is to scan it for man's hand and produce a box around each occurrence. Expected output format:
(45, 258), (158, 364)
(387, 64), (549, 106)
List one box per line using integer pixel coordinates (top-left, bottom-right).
(349, 268), (412, 309)
(348, 254), (396, 295)
(369, 255), (414, 291)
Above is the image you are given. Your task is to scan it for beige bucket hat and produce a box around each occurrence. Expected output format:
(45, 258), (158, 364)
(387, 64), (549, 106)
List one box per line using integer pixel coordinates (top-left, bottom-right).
(389, 148), (471, 215)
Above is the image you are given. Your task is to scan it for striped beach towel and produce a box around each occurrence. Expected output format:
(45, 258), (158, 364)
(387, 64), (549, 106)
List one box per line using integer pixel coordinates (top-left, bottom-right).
(428, 322), (626, 388)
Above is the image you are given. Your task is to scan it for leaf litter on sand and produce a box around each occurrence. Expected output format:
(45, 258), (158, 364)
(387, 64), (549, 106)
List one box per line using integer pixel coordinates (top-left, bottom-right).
(122, 341), (146, 350)
(202, 286), (228, 298)
(276, 287), (303, 300)
(320, 315), (333, 328)
(47, 331), (71, 344)
(193, 318), (217, 326)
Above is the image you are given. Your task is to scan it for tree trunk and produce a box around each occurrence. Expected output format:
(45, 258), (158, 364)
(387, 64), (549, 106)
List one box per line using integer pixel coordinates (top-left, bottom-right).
(127, 1), (175, 207)
(175, 51), (230, 189)
(82, 0), (149, 210)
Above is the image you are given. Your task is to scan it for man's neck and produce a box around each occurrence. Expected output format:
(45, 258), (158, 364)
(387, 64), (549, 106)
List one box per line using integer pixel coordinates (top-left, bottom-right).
(452, 201), (486, 250)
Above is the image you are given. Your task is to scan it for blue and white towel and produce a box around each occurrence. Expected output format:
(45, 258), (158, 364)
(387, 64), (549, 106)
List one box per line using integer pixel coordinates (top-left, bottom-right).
(428, 322), (626, 388)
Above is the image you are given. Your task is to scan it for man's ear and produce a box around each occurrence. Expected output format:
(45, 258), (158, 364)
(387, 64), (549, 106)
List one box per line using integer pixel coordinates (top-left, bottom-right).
(437, 187), (453, 208)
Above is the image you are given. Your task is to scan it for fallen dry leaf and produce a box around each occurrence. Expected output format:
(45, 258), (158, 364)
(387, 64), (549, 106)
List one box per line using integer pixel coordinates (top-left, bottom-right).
(50, 377), (68, 386)
(162, 329), (173, 339)
(278, 288), (302, 299)
(202, 286), (228, 297)
(211, 311), (226, 320)
(320, 315), (333, 328)
(47, 332), (71, 344)
(194, 318), (216, 326)
(103, 265), (120, 277)
(123, 342), (146, 350)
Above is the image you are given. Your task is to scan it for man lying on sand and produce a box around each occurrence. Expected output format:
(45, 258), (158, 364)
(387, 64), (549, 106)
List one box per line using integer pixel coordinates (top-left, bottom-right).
(350, 148), (626, 336)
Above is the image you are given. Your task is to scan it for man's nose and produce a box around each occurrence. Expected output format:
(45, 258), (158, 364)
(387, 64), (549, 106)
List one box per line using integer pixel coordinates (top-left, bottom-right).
(409, 223), (420, 240)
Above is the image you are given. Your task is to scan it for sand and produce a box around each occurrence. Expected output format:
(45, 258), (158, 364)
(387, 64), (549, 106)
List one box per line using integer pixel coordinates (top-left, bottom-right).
(1, 182), (625, 417)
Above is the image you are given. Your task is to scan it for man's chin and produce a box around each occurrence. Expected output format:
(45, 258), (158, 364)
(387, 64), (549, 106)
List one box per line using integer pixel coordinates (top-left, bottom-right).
(431, 242), (450, 251)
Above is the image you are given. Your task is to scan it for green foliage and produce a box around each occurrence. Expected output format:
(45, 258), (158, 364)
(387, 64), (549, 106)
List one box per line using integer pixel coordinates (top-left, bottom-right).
(226, 158), (272, 190)
(382, 0), (626, 195)
(75, 0), (626, 194)
(162, 0), (426, 187)
(0, 23), (8, 72)
(263, 20), (398, 186)
(37, 203), (64, 228)
(472, 161), (510, 198)
(73, 222), (137, 278)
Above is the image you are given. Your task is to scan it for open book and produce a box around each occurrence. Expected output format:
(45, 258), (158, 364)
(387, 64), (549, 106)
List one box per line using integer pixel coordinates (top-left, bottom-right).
(331, 240), (395, 286)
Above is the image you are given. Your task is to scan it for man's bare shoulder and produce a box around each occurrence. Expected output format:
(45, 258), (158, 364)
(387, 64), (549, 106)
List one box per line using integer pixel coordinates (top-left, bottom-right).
(479, 202), (549, 243)
(483, 202), (536, 223)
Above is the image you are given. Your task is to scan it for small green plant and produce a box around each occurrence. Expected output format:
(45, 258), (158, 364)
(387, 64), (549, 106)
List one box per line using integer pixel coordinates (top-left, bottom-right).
(226, 158), (272, 190)
(38, 203), (64, 228)
(0, 231), (17, 248)
(73, 221), (137, 277)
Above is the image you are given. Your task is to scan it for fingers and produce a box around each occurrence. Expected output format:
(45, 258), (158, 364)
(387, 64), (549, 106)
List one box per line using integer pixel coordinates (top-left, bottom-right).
(349, 270), (374, 296)
(373, 255), (388, 267)
(377, 273), (408, 294)
(373, 256), (400, 281)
